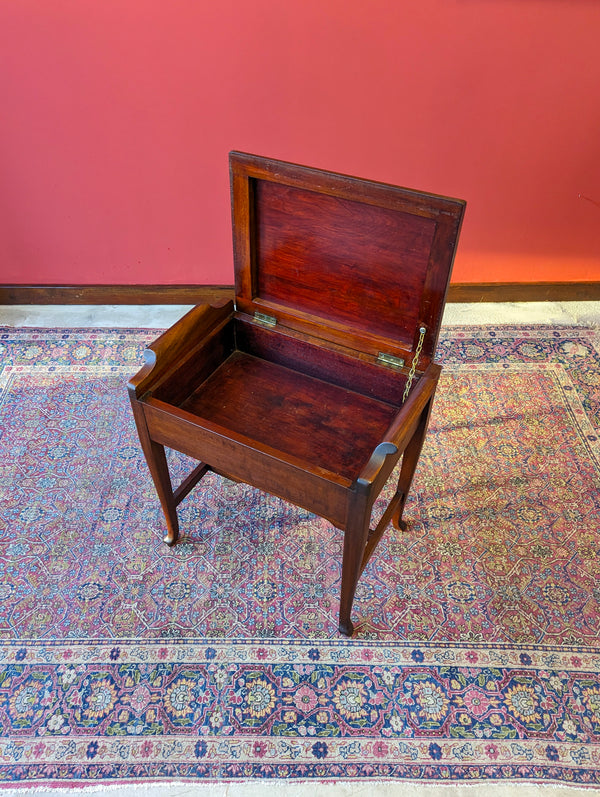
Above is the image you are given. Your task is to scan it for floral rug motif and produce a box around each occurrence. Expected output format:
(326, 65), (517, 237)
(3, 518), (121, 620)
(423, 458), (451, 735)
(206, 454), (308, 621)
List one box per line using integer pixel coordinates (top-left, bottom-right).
(1, 325), (600, 787)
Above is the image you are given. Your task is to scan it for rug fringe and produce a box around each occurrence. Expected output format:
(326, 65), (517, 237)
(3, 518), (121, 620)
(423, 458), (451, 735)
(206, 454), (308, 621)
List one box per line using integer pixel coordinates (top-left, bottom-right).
(1, 779), (598, 797)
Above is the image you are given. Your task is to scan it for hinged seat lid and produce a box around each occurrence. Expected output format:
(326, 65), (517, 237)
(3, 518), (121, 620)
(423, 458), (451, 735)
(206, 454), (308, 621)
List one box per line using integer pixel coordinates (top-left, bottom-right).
(230, 152), (465, 366)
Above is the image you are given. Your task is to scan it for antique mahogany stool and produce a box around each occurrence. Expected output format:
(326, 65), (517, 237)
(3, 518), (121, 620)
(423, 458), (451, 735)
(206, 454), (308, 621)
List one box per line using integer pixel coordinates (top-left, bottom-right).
(129, 153), (465, 636)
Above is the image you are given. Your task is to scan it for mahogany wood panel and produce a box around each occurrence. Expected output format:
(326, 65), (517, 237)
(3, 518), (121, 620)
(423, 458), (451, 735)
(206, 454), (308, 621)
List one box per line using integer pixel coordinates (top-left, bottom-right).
(129, 302), (234, 401)
(252, 180), (435, 345)
(151, 318), (234, 407)
(142, 398), (350, 527)
(235, 317), (408, 405)
(231, 151), (465, 367)
(179, 350), (399, 482)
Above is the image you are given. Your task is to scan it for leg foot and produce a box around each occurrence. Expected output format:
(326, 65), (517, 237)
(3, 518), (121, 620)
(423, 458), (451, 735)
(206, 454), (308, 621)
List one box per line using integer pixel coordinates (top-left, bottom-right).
(338, 619), (354, 637)
(393, 515), (408, 531)
(160, 506), (179, 546)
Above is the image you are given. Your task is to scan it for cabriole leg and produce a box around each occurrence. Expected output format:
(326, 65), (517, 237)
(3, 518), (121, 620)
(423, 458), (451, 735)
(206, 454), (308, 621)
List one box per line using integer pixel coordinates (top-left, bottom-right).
(143, 439), (180, 546)
(130, 400), (179, 545)
(339, 490), (371, 637)
(392, 398), (434, 531)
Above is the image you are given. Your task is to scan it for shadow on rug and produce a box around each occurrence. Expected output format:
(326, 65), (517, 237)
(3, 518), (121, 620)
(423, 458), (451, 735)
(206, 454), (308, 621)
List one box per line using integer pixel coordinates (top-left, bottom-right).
(1, 325), (600, 787)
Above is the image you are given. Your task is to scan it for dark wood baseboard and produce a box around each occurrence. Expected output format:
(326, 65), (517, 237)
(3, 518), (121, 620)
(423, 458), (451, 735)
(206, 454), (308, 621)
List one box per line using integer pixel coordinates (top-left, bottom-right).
(0, 285), (234, 305)
(1, 282), (599, 305)
(448, 282), (600, 303)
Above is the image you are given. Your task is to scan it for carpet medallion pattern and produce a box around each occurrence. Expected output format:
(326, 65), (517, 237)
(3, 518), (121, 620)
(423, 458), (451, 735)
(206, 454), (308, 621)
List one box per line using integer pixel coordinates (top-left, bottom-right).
(1, 325), (600, 787)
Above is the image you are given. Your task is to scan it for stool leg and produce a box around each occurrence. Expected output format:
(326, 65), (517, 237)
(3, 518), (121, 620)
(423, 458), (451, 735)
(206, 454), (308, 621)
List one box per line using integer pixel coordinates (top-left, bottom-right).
(143, 439), (180, 546)
(130, 401), (179, 545)
(339, 490), (371, 637)
(392, 398), (433, 531)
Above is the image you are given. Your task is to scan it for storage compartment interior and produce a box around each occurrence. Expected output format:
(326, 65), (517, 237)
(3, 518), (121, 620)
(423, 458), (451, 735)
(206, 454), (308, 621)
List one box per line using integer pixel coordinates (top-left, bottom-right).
(151, 315), (415, 481)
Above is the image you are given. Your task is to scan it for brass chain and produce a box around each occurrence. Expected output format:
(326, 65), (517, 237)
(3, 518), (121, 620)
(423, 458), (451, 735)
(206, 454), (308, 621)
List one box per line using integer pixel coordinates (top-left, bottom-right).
(402, 326), (426, 403)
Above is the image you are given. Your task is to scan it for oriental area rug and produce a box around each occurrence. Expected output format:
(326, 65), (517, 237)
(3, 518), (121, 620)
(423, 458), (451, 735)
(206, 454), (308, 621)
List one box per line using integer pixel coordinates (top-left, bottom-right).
(1, 324), (600, 790)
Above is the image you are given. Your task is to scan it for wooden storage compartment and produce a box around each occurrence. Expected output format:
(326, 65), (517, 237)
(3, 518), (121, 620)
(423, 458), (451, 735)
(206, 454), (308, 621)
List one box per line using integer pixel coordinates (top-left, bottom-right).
(129, 152), (465, 636)
(153, 315), (409, 488)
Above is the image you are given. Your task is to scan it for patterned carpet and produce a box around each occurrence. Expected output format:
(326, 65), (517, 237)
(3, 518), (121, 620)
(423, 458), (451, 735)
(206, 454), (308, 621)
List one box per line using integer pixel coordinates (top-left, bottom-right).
(1, 325), (600, 788)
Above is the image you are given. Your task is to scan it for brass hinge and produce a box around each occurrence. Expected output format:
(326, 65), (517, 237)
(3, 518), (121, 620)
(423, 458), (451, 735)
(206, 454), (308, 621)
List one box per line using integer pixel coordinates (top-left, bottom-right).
(254, 312), (277, 327)
(377, 352), (405, 369)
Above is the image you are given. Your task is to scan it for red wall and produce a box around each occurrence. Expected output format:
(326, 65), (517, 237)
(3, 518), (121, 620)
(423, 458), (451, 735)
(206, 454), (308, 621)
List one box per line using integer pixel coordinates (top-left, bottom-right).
(1, 0), (599, 286)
